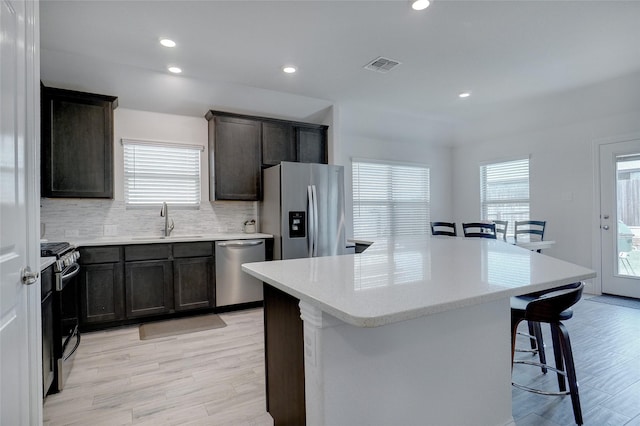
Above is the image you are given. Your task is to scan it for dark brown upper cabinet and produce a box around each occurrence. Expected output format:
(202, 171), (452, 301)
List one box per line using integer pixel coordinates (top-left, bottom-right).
(262, 121), (295, 166)
(208, 114), (262, 201)
(296, 125), (327, 164)
(205, 110), (328, 201)
(41, 85), (118, 198)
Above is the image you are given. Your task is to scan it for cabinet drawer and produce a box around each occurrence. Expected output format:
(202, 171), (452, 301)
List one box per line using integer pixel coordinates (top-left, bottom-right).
(173, 242), (213, 258)
(79, 246), (121, 264)
(125, 244), (171, 261)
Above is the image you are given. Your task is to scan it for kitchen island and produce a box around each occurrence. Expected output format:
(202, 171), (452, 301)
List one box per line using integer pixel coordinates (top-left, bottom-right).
(242, 236), (596, 426)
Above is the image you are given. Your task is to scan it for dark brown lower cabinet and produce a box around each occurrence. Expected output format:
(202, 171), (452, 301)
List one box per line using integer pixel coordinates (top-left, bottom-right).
(79, 242), (221, 328)
(263, 284), (305, 426)
(79, 262), (125, 324)
(174, 257), (214, 311)
(125, 260), (174, 318)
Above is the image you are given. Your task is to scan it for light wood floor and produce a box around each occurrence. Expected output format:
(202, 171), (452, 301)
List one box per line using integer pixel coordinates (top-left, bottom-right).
(43, 309), (273, 426)
(44, 297), (640, 426)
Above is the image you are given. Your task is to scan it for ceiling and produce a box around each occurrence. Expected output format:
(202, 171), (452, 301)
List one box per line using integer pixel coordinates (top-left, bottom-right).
(40, 0), (640, 145)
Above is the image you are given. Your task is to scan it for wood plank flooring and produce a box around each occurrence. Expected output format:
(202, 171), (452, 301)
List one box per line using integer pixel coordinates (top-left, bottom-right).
(512, 295), (640, 426)
(44, 297), (640, 425)
(43, 309), (272, 426)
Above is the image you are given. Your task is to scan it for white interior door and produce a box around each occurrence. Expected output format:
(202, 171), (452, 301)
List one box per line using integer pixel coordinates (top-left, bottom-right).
(599, 137), (640, 298)
(1, 0), (41, 423)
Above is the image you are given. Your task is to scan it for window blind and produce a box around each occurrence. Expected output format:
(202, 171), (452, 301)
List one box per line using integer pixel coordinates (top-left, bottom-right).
(352, 159), (430, 238)
(480, 158), (530, 232)
(123, 140), (202, 208)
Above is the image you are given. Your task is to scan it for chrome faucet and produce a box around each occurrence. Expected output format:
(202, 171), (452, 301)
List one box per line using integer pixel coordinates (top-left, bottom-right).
(160, 202), (175, 237)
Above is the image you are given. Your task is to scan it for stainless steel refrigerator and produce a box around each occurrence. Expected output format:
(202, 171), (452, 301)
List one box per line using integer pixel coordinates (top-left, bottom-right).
(260, 162), (346, 260)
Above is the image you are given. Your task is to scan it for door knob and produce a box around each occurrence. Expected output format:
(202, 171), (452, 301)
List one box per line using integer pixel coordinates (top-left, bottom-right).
(603, 214), (610, 219)
(21, 266), (39, 285)
(602, 225), (610, 230)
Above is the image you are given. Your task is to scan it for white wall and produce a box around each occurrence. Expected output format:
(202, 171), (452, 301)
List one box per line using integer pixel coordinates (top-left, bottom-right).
(113, 108), (208, 201)
(336, 126), (453, 239)
(452, 109), (640, 290)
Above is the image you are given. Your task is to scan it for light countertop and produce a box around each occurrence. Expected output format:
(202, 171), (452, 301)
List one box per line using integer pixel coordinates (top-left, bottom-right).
(70, 233), (273, 247)
(40, 257), (56, 271)
(242, 236), (596, 328)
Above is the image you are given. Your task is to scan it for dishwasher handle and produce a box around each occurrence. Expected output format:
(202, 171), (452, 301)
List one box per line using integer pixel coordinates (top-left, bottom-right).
(217, 240), (264, 248)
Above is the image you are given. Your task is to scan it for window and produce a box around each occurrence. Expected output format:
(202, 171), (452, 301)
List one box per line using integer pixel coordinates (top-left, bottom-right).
(123, 139), (202, 208)
(352, 159), (430, 238)
(480, 157), (530, 233)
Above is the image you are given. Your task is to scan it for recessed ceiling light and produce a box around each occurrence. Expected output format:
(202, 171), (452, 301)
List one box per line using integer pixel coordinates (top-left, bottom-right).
(459, 92), (471, 98)
(411, 0), (430, 11)
(160, 38), (176, 48)
(282, 66), (297, 74)
(168, 66), (182, 74)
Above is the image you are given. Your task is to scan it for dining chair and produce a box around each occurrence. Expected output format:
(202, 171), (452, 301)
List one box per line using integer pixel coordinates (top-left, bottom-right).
(430, 221), (457, 236)
(514, 220), (546, 242)
(462, 222), (497, 239)
(494, 220), (508, 241)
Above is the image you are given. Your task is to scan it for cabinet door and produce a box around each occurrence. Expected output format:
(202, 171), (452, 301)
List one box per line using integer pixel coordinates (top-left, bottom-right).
(296, 126), (327, 164)
(173, 257), (214, 311)
(41, 87), (117, 198)
(262, 121), (295, 166)
(79, 263), (125, 324)
(125, 260), (173, 318)
(211, 115), (262, 200)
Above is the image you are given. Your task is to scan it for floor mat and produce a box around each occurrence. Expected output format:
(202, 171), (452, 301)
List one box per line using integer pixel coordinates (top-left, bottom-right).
(139, 314), (226, 340)
(587, 294), (640, 310)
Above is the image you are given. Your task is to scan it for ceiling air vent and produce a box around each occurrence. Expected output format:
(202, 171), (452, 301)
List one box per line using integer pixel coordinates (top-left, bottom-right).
(363, 56), (401, 73)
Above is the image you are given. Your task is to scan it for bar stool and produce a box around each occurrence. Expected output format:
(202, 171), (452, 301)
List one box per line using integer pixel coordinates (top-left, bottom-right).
(511, 281), (583, 373)
(511, 282), (584, 425)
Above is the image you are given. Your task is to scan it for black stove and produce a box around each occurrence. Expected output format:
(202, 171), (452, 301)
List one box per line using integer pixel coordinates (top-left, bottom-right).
(41, 242), (72, 258)
(41, 240), (81, 396)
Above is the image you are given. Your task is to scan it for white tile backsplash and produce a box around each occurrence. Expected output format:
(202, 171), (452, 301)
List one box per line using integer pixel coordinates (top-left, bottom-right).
(40, 198), (257, 241)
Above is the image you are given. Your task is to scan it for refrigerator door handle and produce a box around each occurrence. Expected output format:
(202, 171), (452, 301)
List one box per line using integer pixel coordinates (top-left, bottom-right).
(307, 185), (314, 257)
(312, 185), (319, 257)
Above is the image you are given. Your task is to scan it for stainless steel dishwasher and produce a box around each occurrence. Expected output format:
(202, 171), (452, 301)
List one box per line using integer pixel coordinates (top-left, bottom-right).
(215, 239), (266, 307)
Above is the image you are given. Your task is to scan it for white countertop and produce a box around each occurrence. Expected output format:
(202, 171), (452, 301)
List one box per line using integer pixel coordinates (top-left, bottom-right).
(71, 233), (273, 247)
(40, 257), (56, 271)
(242, 236), (596, 328)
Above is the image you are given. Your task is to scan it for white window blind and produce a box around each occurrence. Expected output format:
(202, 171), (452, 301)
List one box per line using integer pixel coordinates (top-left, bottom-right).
(352, 159), (430, 238)
(480, 158), (530, 232)
(123, 139), (202, 208)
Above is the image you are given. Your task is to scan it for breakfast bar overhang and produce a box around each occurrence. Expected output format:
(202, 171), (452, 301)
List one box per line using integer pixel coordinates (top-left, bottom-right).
(243, 236), (596, 426)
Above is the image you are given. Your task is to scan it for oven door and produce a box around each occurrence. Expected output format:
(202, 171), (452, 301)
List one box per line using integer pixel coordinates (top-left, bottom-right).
(52, 260), (81, 393)
(57, 320), (80, 391)
(42, 291), (55, 396)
